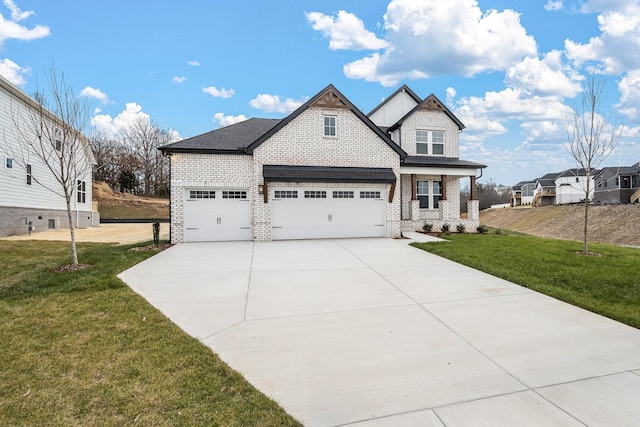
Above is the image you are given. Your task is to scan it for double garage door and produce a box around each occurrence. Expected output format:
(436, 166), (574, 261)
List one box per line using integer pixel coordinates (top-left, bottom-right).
(184, 187), (386, 242)
(271, 187), (386, 240)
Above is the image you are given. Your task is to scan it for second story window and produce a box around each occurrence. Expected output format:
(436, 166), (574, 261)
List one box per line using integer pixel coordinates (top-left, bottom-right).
(416, 130), (444, 155)
(54, 128), (62, 150)
(324, 115), (336, 137)
(26, 164), (32, 185)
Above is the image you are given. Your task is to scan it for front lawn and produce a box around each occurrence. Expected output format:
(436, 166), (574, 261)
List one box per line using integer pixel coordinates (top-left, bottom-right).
(413, 233), (640, 329)
(0, 241), (300, 426)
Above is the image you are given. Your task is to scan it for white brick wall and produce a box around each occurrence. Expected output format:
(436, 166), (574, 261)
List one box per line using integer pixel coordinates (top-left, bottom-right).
(398, 110), (460, 157)
(253, 106), (401, 241)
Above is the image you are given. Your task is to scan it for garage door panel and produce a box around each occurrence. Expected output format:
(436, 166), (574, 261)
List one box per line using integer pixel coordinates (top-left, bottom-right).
(184, 189), (251, 242)
(271, 188), (385, 240)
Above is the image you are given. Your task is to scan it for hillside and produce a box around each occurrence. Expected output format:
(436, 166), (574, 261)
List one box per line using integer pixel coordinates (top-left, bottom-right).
(480, 205), (640, 246)
(93, 181), (169, 220)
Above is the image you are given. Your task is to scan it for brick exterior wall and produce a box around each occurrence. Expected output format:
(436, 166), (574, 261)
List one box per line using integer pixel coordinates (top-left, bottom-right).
(169, 153), (253, 243)
(253, 106), (402, 241)
(397, 110), (460, 157)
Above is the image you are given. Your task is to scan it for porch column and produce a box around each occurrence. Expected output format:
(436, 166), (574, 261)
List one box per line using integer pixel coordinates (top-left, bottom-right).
(440, 175), (447, 200)
(263, 181), (269, 204)
(411, 174), (417, 200)
(470, 175), (476, 200)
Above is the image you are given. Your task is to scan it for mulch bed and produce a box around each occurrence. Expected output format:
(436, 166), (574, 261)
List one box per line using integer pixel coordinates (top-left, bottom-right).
(51, 264), (92, 273)
(128, 243), (173, 252)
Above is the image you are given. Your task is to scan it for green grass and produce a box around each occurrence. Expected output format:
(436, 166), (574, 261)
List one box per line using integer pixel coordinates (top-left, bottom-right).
(413, 233), (640, 328)
(0, 241), (301, 426)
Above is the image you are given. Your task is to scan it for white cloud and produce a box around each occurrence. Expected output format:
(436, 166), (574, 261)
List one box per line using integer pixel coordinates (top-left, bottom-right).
(0, 1), (49, 47)
(565, 1), (640, 74)
(249, 93), (308, 114)
(544, 1), (563, 11)
(615, 69), (640, 121)
(80, 86), (110, 104)
(213, 112), (247, 127)
(3, 0), (32, 21)
(91, 102), (150, 138)
(172, 76), (186, 83)
(203, 86), (235, 98)
(187, 60), (200, 66)
(306, 10), (388, 51)
(339, 0), (537, 86)
(504, 53), (582, 98)
(0, 57), (29, 85)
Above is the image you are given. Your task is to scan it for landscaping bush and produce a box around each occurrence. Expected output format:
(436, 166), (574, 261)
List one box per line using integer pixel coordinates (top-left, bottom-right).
(456, 223), (466, 233)
(477, 224), (489, 234)
(422, 223), (433, 233)
(440, 223), (451, 234)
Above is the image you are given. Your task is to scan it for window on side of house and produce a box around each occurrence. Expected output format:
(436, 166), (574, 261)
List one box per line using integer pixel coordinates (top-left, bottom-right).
(415, 130), (444, 155)
(26, 164), (32, 185)
(77, 180), (86, 203)
(54, 128), (62, 151)
(323, 115), (336, 137)
(417, 180), (442, 209)
(5, 157), (12, 169)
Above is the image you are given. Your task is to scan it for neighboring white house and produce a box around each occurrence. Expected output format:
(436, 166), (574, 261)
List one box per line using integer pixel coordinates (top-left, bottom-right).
(0, 74), (98, 237)
(554, 169), (596, 205)
(160, 84), (486, 243)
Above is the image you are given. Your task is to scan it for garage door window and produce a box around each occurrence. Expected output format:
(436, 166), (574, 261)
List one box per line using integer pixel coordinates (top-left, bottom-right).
(360, 191), (381, 199)
(275, 190), (298, 198)
(223, 191), (247, 199)
(304, 190), (327, 198)
(333, 191), (354, 198)
(190, 190), (216, 199)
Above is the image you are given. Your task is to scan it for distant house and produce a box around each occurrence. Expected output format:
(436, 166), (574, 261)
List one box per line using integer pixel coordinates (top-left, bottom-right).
(555, 168), (597, 205)
(160, 84), (486, 242)
(0, 75), (98, 237)
(593, 163), (640, 204)
(510, 180), (536, 206)
(532, 172), (559, 206)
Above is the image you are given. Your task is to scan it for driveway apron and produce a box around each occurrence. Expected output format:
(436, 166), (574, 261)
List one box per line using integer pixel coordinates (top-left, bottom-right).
(119, 238), (640, 426)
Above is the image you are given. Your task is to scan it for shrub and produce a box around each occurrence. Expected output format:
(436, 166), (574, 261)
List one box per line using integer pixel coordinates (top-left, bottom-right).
(456, 223), (466, 233)
(495, 227), (503, 235)
(440, 223), (451, 234)
(422, 223), (433, 233)
(477, 224), (489, 234)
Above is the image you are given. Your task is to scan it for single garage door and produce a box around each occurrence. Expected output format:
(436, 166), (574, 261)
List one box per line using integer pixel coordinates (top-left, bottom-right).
(271, 188), (385, 240)
(184, 189), (251, 242)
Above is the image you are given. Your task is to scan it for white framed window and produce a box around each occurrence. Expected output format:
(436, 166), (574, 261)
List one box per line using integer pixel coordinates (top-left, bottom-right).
(304, 190), (326, 198)
(323, 115), (336, 137)
(5, 157), (13, 169)
(77, 180), (86, 203)
(26, 164), (32, 185)
(416, 130), (444, 155)
(333, 191), (354, 198)
(189, 190), (215, 199)
(274, 190), (298, 199)
(222, 190), (247, 199)
(54, 128), (62, 151)
(417, 180), (442, 209)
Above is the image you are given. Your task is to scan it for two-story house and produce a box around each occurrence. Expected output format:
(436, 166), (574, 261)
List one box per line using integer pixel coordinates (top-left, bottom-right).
(593, 163), (640, 204)
(160, 84), (485, 243)
(554, 169), (597, 205)
(0, 74), (97, 237)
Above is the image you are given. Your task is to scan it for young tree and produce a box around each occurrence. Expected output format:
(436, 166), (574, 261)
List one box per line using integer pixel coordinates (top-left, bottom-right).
(566, 75), (622, 254)
(9, 67), (93, 266)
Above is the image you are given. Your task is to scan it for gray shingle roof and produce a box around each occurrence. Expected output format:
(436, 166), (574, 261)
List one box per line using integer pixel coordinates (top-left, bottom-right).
(160, 118), (281, 153)
(263, 165), (397, 184)
(401, 156), (486, 169)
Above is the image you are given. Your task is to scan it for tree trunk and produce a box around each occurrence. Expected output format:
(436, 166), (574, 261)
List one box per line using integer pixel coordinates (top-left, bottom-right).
(583, 174), (590, 254)
(66, 194), (79, 265)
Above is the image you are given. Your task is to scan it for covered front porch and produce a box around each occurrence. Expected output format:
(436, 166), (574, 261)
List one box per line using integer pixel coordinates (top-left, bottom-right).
(399, 157), (485, 233)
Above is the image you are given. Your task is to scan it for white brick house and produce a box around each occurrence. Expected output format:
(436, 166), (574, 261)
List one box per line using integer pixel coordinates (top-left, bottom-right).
(161, 84), (485, 242)
(0, 74), (97, 237)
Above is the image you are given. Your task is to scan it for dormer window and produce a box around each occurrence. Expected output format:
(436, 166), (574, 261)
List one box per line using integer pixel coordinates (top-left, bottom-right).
(416, 130), (444, 155)
(323, 115), (336, 137)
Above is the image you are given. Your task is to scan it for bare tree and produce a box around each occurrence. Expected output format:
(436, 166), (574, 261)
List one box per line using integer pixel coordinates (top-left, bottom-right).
(566, 75), (622, 254)
(9, 66), (93, 266)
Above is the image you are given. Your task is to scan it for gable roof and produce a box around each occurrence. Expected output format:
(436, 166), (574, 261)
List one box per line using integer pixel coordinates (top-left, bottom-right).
(246, 84), (406, 158)
(387, 93), (465, 132)
(594, 163), (640, 179)
(159, 118), (281, 154)
(556, 168), (599, 178)
(366, 84), (422, 118)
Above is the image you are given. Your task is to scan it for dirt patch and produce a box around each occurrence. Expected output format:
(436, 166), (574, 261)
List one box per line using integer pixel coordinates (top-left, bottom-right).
(480, 205), (640, 246)
(93, 181), (169, 219)
(0, 223), (170, 245)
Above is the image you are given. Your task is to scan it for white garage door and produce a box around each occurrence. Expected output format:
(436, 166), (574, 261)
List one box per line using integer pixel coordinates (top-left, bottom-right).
(184, 189), (251, 242)
(271, 188), (385, 240)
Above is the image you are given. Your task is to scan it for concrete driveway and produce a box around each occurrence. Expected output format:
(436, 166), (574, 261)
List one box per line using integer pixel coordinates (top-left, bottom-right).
(118, 237), (640, 426)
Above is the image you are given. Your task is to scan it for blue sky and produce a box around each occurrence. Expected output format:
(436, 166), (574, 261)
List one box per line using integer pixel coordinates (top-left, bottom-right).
(1, 0), (639, 185)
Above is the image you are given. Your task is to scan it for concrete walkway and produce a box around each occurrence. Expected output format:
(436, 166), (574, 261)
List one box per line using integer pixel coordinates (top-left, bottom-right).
(118, 237), (640, 426)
